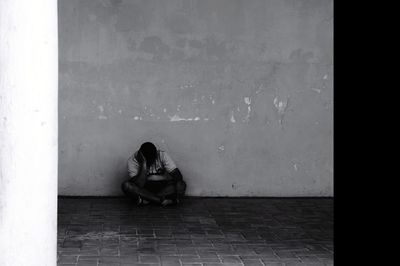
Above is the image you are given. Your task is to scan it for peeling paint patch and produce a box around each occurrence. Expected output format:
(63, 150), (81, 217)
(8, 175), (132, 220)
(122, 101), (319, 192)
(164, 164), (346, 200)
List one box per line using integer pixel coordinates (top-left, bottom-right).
(323, 74), (328, 80)
(243, 97), (252, 122)
(230, 111), (236, 123)
(168, 114), (201, 122)
(179, 83), (195, 89)
(255, 85), (263, 95)
(97, 105), (108, 120)
(218, 145), (225, 152)
(169, 115), (184, 121)
(273, 96), (289, 125)
(273, 97), (287, 114)
(133, 116), (140, 120)
(311, 88), (321, 93)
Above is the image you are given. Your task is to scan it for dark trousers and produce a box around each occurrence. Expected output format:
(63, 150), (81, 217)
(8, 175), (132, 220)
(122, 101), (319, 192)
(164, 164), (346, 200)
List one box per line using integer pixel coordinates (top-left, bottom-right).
(121, 177), (186, 203)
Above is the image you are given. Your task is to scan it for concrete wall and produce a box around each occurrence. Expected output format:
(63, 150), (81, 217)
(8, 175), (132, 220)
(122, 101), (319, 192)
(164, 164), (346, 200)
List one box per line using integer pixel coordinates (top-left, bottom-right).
(58, 0), (333, 196)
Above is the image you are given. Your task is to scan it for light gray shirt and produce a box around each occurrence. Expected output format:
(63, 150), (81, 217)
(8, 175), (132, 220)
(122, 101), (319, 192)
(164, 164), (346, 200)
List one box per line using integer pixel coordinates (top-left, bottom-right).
(127, 150), (177, 178)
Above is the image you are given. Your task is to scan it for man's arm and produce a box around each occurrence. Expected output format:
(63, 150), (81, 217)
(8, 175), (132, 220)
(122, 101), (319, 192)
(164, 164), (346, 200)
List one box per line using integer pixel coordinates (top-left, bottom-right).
(167, 168), (186, 202)
(133, 161), (147, 187)
(132, 151), (148, 187)
(160, 151), (181, 181)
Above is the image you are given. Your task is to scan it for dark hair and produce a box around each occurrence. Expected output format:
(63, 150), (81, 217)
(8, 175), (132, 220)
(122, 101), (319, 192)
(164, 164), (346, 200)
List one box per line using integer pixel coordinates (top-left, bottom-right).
(139, 142), (157, 165)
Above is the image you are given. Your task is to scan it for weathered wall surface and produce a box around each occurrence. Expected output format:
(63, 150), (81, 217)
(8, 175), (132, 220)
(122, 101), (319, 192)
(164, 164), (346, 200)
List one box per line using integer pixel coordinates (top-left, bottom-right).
(58, 0), (333, 196)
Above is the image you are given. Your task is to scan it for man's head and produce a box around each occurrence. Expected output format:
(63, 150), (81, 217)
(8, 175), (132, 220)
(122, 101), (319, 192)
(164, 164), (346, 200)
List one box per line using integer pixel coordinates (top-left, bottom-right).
(139, 142), (157, 165)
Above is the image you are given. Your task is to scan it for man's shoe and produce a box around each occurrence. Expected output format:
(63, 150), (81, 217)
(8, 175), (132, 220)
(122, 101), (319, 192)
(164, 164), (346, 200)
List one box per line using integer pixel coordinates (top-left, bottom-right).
(161, 199), (174, 206)
(137, 196), (150, 206)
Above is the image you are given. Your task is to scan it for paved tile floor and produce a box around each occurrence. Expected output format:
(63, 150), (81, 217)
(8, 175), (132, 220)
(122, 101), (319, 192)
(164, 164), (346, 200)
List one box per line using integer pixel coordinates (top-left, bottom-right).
(58, 197), (333, 266)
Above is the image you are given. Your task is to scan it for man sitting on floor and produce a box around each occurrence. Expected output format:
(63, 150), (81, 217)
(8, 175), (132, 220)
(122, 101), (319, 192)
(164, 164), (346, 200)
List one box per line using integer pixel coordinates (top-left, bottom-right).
(121, 142), (186, 206)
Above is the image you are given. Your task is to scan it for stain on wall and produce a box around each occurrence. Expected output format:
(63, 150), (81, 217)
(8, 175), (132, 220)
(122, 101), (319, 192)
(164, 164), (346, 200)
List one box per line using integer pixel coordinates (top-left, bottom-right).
(58, 0), (333, 196)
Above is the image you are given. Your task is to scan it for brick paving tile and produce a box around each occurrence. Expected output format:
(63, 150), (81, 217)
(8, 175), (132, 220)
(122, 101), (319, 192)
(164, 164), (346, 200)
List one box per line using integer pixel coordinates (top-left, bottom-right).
(179, 257), (221, 263)
(99, 256), (122, 263)
(58, 255), (78, 264)
(262, 263), (285, 266)
(77, 261), (97, 266)
(58, 197), (333, 266)
(121, 264), (159, 266)
(219, 255), (242, 264)
(241, 259), (265, 266)
(161, 260), (181, 266)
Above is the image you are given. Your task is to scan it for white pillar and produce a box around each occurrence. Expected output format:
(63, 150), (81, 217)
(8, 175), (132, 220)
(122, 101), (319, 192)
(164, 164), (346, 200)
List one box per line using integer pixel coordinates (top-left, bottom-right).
(0, 0), (58, 265)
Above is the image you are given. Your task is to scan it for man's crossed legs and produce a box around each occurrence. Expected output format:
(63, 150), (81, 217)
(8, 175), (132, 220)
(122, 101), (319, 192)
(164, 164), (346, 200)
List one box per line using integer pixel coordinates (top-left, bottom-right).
(121, 178), (186, 206)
